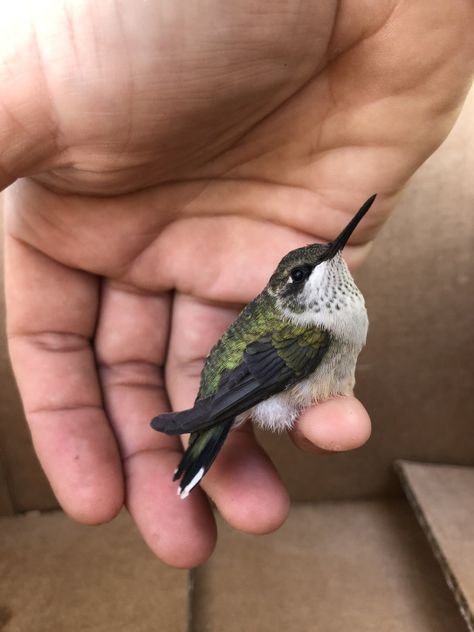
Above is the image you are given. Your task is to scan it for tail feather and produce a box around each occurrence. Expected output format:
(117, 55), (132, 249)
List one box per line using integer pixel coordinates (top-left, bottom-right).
(176, 420), (233, 499)
(173, 432), (200, 481)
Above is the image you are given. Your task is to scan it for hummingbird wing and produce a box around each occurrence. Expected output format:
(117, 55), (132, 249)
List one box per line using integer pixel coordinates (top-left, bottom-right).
(151, 326), (331, 436)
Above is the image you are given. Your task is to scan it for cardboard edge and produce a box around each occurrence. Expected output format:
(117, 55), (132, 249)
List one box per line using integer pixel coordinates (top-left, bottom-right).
(395, 460), (473, 632)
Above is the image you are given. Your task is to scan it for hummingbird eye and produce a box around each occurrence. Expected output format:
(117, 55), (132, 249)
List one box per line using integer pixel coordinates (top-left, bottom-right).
(289, 265), (311, 284)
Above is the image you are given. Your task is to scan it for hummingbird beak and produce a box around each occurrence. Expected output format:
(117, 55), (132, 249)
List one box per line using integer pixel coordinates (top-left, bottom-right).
(322, 194), (377, 261)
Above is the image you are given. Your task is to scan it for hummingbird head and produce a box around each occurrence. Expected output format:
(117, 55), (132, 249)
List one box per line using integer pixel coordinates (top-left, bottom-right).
(268, 195), (376, 343)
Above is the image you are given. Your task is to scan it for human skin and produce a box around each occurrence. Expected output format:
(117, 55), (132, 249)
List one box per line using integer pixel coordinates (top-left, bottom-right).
(1, 1), (473, 567)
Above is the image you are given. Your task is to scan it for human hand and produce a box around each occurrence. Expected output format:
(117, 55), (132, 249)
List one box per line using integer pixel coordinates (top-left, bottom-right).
(2, 1), (473, 567)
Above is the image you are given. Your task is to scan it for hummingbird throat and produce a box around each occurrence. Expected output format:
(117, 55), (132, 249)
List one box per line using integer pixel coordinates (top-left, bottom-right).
(278, 254), (367, 348)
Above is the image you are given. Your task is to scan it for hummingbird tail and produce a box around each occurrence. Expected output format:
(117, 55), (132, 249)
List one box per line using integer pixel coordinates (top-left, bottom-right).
(174, 420), (234, 499)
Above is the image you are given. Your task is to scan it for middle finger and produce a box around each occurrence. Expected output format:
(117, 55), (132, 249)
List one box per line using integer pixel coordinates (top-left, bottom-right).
(95, 280), (216, 567)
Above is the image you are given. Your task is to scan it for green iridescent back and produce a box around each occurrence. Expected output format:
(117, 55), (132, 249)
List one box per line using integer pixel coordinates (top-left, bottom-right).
(197, 292), (276, 399)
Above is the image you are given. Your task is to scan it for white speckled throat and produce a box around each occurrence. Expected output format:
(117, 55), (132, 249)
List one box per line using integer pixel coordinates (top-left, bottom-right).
(280, 254), (368, 348)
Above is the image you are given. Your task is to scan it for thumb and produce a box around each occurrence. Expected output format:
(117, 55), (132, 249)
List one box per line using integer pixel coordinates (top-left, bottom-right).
(289, 396), (371, 454)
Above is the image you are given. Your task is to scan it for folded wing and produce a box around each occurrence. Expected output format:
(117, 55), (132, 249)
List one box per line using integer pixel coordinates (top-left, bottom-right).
(151, 327), (330, 436)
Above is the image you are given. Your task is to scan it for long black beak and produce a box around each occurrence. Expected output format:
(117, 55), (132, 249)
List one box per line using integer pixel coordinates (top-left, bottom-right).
(323, 194), (377, 261)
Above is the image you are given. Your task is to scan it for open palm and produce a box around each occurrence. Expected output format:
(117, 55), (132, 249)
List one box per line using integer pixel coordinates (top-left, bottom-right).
(2, 0), (472, 566)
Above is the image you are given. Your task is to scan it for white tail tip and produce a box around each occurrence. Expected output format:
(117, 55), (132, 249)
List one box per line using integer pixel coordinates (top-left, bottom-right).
(178, 467), (205, 500)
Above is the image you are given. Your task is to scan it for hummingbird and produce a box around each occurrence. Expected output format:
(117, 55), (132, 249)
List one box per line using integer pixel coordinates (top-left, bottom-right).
(151, 195), (376, 498)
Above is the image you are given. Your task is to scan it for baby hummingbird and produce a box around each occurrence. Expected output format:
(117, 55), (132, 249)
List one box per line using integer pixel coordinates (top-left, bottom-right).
(151, 195), (376, 498)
